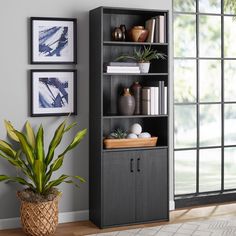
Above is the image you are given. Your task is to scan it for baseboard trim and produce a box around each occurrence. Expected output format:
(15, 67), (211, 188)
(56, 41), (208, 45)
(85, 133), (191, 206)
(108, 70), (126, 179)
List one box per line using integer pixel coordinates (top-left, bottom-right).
(169, 200), (175, 211)
(0, 210), (89, 230)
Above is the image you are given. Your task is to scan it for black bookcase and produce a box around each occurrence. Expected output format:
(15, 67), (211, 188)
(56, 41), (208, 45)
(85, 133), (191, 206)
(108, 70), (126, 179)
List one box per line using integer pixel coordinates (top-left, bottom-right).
(89, 6), (169, 228)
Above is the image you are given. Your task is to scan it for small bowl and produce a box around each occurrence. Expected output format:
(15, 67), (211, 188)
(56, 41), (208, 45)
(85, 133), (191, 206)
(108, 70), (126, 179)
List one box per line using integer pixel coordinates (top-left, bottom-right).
(129, 26), (149, 42)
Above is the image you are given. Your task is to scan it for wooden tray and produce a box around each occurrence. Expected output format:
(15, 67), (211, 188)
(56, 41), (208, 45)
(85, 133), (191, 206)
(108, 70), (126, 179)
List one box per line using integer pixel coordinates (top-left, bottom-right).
(104, 137), (158, 149)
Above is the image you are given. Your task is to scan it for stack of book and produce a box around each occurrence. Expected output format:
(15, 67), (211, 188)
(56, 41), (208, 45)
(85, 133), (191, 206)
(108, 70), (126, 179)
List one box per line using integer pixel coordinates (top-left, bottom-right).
(104, 62), (140, 74)
(145, 14), (167, 43)
(142, 81), (167, 115)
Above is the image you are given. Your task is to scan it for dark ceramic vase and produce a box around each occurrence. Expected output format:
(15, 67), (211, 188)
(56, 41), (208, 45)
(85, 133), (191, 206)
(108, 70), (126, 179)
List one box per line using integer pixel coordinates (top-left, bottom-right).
(118, 88), (135, 115)
(112, 27), (123, 41)
(131, 81), (142, 115)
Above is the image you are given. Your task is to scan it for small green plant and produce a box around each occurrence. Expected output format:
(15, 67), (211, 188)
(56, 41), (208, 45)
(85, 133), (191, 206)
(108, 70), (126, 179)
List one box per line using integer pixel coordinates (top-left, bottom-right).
(0, 119), (87, 196)
(109, 128), (127, 139)
(115, 46), (167, 63)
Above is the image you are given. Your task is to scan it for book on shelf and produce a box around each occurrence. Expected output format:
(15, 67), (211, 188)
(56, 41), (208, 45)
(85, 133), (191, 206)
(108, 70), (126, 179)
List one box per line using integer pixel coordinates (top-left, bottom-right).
(107, 62), (138, 67)
(104, 62), (140, 73)
(145, 18), (155, 43)
(141, 82), (167, 116)
(158, 15), (166, 43)
(106, 66), (140, 73)
(142, 88), (151, 115)
(149, 14), (167, 43)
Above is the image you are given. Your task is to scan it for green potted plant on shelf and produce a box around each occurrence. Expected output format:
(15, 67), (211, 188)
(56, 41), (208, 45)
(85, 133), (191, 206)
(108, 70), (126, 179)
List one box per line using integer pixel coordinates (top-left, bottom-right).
(115, 46), (167, 73)
(0, 119), (87, 236)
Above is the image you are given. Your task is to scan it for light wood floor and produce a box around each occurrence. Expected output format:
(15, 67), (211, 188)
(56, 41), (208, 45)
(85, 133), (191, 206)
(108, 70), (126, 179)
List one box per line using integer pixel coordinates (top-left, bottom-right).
(1, 202), (236, 236)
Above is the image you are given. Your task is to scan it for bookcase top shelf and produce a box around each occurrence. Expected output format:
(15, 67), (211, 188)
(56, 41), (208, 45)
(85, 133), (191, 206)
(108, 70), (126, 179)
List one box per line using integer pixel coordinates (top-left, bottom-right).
(103, 41), (168, 46)
(103, 72), (168, 76)
(103, 114), (168, 118)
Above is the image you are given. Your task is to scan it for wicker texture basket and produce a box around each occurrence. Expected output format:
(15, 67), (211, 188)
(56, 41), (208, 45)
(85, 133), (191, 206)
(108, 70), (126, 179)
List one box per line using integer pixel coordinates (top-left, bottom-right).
(19, 196), (59, 236)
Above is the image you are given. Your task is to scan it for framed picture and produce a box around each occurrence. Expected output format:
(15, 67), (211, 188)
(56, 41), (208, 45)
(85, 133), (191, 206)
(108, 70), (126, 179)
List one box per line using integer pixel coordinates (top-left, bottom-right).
(31, 17), (77, 64)
(31, 70), (77, 116)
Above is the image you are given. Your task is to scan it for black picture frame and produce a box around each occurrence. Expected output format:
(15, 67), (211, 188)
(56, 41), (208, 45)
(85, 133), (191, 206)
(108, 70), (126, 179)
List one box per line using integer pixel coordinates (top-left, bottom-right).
(31, 17), (77, 64)
(31, 70), (77, 117)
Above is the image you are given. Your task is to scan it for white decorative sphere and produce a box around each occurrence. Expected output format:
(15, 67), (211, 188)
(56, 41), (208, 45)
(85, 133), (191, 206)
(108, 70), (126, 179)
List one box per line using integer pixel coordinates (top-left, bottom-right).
(127, 133), (138, 139)
(138, 132), (151, 138)
(130, 123), (142, 135)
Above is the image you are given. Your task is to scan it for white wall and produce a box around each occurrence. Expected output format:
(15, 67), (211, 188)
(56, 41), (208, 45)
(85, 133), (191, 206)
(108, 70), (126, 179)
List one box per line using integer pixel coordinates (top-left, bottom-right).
(0, 0), (173, 225)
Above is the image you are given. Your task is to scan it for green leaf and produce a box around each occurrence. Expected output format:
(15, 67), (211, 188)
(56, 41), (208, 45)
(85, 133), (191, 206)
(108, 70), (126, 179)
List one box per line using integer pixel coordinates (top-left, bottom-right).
(34, 160), (43, 193)
(44, 174), (69, 191)
(74, 175), (86, 183)
(0, 140), (16, 158)
(4, 120), (19, 142)
(64, 180), (80, 188)
(36, 125), (44, 162)
(64, 122), (77, 133)
(45, 120), (66, 165)
(0, 175), (10, 181)
(25, 121), (36, 149)
(14, 131), (35, 167)
(60, 129), (87, 156)
(0, 175), (35, 190)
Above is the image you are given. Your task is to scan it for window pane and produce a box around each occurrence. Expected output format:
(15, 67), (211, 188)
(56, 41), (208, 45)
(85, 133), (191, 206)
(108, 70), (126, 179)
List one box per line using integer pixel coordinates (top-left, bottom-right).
(199, 0), (221, 13)
(225, 104), (236, 145)
(174, 59), (196, 103)
(175, 150), (196, 195)
(199, 60), (221, 102)
(199, 148), (221, 192)
(224, 1), (236, 14)
(173, 0), (196, 12)
(199, 16), (221, 58)
(174, 14), (196, 57)
(199, 105), (221, 147)
(224, 16), (236, 58)
(224, 148), (236, 190)
(174, 105), (197, 148)
(224, 61), (236, 101)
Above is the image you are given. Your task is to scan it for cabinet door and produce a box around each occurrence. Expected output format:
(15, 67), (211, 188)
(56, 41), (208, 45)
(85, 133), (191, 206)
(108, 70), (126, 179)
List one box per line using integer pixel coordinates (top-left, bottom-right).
(102, 151), (136, 226)
(136, 149), (168, 222)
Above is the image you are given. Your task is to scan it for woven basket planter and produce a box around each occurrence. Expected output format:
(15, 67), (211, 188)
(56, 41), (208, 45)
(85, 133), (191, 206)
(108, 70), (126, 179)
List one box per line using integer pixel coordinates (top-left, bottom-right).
(18, 195), (59, 236)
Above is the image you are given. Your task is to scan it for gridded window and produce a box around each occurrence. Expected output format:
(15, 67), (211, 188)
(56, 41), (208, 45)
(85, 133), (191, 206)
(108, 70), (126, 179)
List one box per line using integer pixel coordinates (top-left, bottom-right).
(174, 0), (236, 197)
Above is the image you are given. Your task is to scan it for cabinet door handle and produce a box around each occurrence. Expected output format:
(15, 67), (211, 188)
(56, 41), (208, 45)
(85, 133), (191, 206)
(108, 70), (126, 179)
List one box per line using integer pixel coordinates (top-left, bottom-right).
(130, 158), (134, 172)
(137, 158), (141, 172)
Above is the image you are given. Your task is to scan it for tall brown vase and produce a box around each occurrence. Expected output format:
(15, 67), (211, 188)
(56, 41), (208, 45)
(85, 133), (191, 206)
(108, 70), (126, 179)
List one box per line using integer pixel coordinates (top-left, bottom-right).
(118, 88), (135, 115)
(131, 81), (142, 115)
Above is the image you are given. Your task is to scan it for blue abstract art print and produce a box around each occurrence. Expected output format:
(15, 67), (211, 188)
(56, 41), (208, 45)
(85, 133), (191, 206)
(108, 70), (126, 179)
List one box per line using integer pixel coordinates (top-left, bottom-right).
(31, 17), (77, 64)
(31, 70), (77, 116)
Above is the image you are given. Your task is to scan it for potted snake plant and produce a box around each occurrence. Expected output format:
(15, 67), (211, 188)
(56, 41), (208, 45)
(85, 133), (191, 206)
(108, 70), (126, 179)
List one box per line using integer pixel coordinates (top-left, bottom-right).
(115, 46), (166, 73)
(0, 119), (86, 236)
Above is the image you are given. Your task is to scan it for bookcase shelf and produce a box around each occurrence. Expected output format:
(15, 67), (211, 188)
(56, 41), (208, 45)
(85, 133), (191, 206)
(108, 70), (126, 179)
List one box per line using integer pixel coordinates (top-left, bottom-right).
(103, 41), (168, 46)
(90, 6), (169, 228)
(103, 114), (168, 118)
(103, 145), (168, 152)
(103, 72), (168, 76)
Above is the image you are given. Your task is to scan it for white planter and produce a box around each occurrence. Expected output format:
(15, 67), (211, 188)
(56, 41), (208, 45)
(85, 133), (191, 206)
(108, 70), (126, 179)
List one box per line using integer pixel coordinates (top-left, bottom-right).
(138, 62), (150, 73)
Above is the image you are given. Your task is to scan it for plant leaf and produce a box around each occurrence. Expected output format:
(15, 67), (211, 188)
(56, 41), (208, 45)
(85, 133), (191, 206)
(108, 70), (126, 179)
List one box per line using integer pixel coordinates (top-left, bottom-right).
(0, 175), (35, 190)
(44, 174), (69, 191)
(0, 140), (16, 158)
(14, 130), (35, 167)
(45, 120), (66, 165)
(60, 129), (87, 156)
(4, 120), (19, 142)
(36, 125), (44, 162)
(64, 122), (77, 133)
(74, 175), (86, 183)
(34, 159), (43, 192)
(25, 121), (36, 149)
